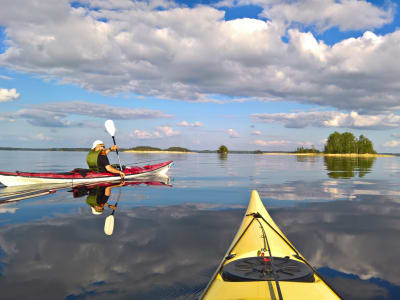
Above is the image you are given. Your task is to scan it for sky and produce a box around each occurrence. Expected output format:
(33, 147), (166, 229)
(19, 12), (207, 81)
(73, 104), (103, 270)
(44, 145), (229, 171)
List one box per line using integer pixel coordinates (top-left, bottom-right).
(1, 0), (400, 152)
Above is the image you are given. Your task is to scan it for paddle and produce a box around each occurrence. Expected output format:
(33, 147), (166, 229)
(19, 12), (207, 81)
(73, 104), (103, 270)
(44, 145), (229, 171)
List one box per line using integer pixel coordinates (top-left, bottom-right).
(104, 184), (122, 236)
(104, 120), (123, 171)
(104, 202), (117, 236)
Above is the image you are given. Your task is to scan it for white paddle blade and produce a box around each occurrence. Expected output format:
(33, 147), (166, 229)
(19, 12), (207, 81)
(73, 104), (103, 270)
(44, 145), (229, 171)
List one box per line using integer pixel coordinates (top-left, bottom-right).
(104, 215), (115, 236)
(105, 120), (116, 136)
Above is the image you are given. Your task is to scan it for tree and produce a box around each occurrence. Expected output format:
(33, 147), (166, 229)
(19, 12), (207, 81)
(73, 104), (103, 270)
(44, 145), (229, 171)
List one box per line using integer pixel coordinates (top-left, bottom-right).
(217, 145), (229, 154)
(296, 146), (320, 153)
(341, 132), (356, 153)
(324, 132), (376, 154)
(357, 135), (376, 154)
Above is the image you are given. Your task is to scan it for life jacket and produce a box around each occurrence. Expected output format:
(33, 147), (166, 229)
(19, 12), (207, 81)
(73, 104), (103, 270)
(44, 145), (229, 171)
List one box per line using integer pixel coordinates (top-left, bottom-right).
(86, 150), (103, 171)
(86, 186), (108, 206)
(86, 193), (98, 207)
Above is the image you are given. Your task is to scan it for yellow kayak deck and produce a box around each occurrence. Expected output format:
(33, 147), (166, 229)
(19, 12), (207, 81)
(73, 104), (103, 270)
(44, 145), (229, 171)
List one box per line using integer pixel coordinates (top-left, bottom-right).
(200, 190), (342, 300)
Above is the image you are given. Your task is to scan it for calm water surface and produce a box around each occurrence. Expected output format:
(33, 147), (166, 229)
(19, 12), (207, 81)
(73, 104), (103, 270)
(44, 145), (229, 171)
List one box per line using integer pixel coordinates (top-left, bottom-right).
(0, 151), (400, 299)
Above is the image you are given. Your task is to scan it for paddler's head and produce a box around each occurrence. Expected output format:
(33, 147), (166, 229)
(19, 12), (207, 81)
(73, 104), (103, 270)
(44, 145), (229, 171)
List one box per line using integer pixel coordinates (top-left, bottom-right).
(91, 205), (104, 215)
(92, 140), (105, 152)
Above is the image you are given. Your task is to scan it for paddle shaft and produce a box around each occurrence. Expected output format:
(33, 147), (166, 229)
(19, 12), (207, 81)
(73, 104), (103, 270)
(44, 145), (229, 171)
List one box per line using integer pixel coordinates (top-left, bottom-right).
(111, 136), (123, 171)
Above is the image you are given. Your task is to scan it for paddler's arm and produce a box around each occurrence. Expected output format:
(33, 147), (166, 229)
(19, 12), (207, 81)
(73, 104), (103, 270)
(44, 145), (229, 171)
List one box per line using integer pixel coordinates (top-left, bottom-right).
(105, 145), (118, 155)
(105, 164), (126, 179)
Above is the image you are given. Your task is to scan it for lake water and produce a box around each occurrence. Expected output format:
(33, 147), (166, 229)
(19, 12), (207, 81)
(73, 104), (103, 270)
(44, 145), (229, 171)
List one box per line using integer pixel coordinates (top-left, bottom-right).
(0, 151), (400, 299)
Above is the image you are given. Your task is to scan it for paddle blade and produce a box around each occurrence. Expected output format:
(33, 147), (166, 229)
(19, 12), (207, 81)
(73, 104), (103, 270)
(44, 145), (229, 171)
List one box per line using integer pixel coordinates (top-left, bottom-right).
(105, 120), (116, 136)
(104, 215), (115, 236)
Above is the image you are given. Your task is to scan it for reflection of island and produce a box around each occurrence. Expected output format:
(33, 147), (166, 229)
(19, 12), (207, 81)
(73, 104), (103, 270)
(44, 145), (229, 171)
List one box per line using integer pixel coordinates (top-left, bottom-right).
(296, 155), (318, 163)
(218, 153), (228, 161)
(125, 146), (193, 153)
(324, 156), (376, 179)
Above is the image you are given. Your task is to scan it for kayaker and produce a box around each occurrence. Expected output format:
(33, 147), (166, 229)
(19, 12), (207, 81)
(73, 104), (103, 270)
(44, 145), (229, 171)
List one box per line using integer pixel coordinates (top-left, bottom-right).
(86, 140), (125, 179)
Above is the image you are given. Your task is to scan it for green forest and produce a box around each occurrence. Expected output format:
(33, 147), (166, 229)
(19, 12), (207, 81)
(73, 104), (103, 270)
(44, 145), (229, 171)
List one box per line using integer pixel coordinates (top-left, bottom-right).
(324, 132), (376, 154)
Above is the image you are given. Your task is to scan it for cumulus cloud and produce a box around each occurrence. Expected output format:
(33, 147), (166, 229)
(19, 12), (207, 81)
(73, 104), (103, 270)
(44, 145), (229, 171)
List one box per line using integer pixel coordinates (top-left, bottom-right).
(33, 132), (52, 141)
(254, 139), (291, 147)
(176, 121), (202, 127)
(227, 128), (240, 138)
(130, 129), (157, 139)
(252, 111), (400, 130)
(130, 126), (179, 139)
(252, 130), (261, 135)
(0, 1), (399, 112)
(0, 101), (171, 127)
(383, 140), (400, 148)
(258, 0), (394, 32)
(0, 75), (12, 80)
(0, 88), (19, 102)
(157, 126), (180, 137)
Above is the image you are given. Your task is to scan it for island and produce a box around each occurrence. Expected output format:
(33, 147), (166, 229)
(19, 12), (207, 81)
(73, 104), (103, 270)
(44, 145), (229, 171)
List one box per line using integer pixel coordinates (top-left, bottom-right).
(124, 146), (194, 153)
(264, 132), (395, 157)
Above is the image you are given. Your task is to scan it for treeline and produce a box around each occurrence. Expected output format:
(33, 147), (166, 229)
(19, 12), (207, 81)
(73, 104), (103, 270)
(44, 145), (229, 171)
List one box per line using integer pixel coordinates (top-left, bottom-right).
(324, 132), (376, 154)
(295, 132), (377, 154)
(128, 146), (191, 152)
(0, 147), (90, 152)
(296, 146), (320, 153)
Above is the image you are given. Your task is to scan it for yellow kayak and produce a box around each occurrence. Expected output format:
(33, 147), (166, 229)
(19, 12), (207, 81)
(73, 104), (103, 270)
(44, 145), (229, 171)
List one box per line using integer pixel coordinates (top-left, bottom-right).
(200, 190), (342, 300)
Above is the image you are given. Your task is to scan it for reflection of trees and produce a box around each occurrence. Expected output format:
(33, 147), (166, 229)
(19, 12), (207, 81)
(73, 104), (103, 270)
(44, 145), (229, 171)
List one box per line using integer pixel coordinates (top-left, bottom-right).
(218, 153), (228, 161)
(324, 157), (376, 179)
(296, 155), (318, 163)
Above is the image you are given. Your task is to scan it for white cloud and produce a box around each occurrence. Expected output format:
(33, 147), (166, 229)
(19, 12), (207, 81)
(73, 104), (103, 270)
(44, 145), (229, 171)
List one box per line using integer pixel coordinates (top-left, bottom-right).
(259, 0), (394, 32)
(157, 126), (180, 137)
(0, 0), (398, 113)
(0, 75), (12, 80)
(0, 88), (19, 102)
(254, 139), (291, 147)
(383, 140), (400, 148)
(0, 101), (171, 127)
(252, 111), (400, 130)
(252, 130), (261, 135)
(33, 133), (52, 141)
(130, 129), (157, 139)
(131, 126), (180, 139)
(227, 128), (240, 138)
(176, 121), (202, 127)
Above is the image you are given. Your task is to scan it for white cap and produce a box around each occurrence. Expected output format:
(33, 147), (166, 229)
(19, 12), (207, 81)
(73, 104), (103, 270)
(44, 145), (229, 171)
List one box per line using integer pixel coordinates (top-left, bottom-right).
(91, 140), (104, 149)
(91, 207), (103, 215)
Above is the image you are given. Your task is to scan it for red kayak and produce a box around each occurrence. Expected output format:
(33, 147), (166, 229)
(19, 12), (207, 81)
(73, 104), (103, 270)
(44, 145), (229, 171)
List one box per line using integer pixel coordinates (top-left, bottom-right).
(0, 161), (173, 187)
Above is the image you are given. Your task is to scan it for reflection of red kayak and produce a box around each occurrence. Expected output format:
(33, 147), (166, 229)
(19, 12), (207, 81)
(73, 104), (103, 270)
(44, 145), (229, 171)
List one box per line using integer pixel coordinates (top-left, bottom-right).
(1, 176), (171, 204)
(72, 177), (172, 198)
(0, 161), (173, 187)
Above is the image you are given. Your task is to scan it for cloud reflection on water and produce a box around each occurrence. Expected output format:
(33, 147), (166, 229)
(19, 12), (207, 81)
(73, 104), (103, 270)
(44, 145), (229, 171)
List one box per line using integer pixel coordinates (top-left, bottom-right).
(271, 194), (400, 299)
(0, 204), (243, 299)
(257, 178), (400, 203)
(0, 194), (399, 299)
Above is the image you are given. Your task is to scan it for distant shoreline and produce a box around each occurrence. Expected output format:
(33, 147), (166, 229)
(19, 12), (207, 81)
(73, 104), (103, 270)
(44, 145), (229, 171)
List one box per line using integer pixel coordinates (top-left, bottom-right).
(0, 148), (396, 157)
(263, 153), (395, 157)
(124, 150), (194, 154)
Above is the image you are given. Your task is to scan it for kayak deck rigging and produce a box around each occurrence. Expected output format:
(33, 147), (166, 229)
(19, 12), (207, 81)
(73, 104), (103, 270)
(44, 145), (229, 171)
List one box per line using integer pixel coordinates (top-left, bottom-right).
(200, 190), (342, 300)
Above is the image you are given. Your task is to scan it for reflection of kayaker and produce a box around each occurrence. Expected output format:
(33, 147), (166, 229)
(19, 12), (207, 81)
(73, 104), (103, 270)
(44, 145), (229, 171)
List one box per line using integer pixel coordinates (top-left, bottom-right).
(85, 182), (124, 215)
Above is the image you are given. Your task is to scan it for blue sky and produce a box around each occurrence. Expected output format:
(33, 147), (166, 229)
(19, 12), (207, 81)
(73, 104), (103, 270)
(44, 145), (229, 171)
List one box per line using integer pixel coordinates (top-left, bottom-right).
(1, 0), (400, 151)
